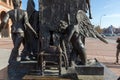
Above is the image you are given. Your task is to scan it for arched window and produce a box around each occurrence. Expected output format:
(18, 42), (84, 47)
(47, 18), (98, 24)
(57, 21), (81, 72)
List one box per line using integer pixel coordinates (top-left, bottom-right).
(1, 0), (7, 3)
(0, 11), (6, 21)
(9, 0), (12, 5)
(0, 11), (8, 29)
(0, 11), (10, 38)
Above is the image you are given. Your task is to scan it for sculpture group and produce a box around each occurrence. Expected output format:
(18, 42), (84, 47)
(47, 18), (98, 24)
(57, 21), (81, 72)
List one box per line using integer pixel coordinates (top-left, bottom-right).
(0, 0), (108, 75)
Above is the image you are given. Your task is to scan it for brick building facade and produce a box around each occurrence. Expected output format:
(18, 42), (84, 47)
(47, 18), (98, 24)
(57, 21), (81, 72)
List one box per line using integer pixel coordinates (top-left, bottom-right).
(0, 0), (13, 38)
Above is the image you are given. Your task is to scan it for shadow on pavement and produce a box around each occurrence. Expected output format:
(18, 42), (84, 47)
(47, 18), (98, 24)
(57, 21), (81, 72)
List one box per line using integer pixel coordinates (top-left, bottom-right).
(0, 67), (8, 80)
(102, 62), (120, 69)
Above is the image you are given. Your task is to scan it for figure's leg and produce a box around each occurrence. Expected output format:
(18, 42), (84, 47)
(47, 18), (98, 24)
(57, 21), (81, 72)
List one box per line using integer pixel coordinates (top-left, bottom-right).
(31, 37), (39, 60)
(9, 33), (24, 63)
(115, 49), (120, 63)
(70, 49), (78, 67)
(72, 37), (87, 65)
(20, 38), (31, 61)
(11, 33), (17, 47)
(78, 48), (87, 65)
(62, 50), (69, 69)
(21, 49), (30, 61)
(60, 39), (69, 69)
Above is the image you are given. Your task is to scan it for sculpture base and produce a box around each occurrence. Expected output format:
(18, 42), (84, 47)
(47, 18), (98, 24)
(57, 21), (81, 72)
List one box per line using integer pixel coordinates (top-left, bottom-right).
(23, 75), (71, 80)
(66, 59), (104, 80)
(6, 59), (119, 80)
(78, 75), (103, 80)
(8, 61), (37, 80)
(75, 59), (104, 75)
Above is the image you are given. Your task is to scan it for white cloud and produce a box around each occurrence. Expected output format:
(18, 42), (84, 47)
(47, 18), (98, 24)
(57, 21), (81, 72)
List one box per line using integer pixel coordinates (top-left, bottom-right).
(103, 4), (112, 9)
(105, 14), (120, 18)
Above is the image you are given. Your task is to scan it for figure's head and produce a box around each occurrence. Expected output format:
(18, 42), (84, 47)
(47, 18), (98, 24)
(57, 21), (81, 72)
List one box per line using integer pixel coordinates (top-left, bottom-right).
(12, 0), (22, 8)
(76, 10), (87, 23)
(58, 20), (68, 33)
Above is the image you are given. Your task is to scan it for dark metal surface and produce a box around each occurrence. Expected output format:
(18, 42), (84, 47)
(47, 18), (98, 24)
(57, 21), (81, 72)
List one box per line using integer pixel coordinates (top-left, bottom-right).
(0, 0), (111, 80)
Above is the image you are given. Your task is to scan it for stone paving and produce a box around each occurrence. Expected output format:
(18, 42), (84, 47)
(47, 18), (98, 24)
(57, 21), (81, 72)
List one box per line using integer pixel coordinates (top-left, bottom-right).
(0, 37), (120, 79)
(86, 38), (120, 76)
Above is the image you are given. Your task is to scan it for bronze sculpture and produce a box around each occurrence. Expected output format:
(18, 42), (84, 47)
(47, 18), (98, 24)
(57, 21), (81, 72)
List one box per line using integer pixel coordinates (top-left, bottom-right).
(38, 0), (104, 67)
(21, 0), (40, 60)
(0, 0), (109, 78)
(38, 0), (70, 67)
(0, 0), (37, 63)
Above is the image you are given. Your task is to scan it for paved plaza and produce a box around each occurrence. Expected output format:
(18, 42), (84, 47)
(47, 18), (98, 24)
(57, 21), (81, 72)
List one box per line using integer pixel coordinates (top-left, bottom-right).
(0, 37), (120, 79)
(86, 37), (120, 76)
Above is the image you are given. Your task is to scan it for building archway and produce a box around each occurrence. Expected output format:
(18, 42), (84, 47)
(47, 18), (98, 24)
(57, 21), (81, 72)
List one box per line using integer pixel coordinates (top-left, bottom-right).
(9, 0), (12, 6)
(0, 11), (10, 38)
(0, 11), (6, 20)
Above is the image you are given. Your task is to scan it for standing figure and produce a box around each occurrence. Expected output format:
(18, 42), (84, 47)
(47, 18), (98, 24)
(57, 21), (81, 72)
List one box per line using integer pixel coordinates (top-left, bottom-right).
(67, 25), (87, 65)
(58, 20), (87, 66)
(115, 37), (120, 64)
(67, 0), (90, 65)
(0, 0), (37, 63)
(21, 0), (40, 60)
(59, 10), (108, 66)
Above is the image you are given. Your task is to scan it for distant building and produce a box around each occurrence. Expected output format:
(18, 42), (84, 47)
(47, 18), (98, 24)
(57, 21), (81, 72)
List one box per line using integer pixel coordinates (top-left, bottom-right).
(0, 0), (13, 38)
(103, 25), (115, 35)
(114, 28), (120, 34)
(108, 25), (115, 34)
(103, 25), (120, 36)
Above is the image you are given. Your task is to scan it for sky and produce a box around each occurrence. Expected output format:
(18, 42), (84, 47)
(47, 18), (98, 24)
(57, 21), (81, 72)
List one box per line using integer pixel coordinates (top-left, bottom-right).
(22, 0), (120, 28)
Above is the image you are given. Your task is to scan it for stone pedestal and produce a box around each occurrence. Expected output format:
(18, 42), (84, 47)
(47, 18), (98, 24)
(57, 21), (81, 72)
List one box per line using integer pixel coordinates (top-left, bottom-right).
(75, 59), (104, 80)
(65, 59), (104, 80)
(23, 75), (71, 80)
(6, 59), (119, 80)
(8, 61), (37, 80)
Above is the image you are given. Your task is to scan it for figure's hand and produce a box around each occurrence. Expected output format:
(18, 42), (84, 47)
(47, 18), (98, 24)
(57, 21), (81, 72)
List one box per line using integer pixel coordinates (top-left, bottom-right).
(35, 33), (39, 39)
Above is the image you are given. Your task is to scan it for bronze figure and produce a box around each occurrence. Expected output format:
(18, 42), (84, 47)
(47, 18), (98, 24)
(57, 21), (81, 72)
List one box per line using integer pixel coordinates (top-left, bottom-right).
(0, 0), (37, 63)
(21, 0), (40, 60)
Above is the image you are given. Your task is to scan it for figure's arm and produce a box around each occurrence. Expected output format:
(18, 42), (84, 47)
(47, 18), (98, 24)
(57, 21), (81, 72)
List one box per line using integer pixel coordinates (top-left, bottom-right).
(24, 11), (37, 36)
(0, 13), (9, 32)
(66, 25), (75, 42)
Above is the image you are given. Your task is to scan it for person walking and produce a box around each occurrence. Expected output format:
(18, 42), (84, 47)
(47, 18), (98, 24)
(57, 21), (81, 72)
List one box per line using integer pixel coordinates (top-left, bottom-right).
(115, 37), (120, 64)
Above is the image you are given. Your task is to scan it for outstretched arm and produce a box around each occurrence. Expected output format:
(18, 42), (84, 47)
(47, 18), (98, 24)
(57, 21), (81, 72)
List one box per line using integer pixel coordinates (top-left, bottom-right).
(0, 13), (9, 32)
(66, 25), (75, 42)
(24, 11), (37, 36)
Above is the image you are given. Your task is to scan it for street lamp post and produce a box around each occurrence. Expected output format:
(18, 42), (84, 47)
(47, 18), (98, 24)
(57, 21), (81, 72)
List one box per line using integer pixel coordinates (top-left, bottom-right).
(100, 14), (106, 27)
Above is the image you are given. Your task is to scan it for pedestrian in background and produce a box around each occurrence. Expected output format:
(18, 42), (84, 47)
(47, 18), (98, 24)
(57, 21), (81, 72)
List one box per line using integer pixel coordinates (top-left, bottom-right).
(115, 37), (120, 64)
